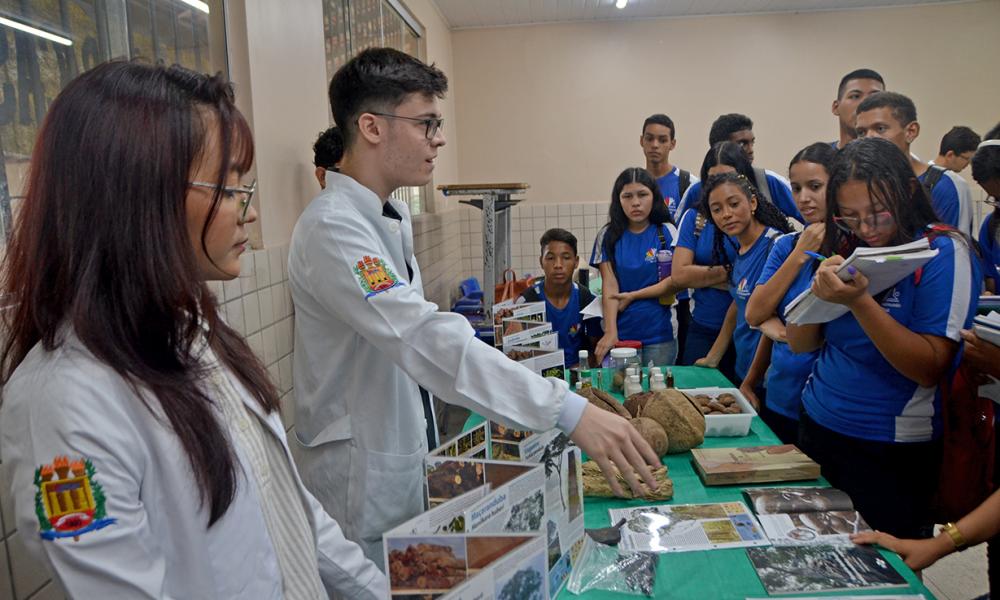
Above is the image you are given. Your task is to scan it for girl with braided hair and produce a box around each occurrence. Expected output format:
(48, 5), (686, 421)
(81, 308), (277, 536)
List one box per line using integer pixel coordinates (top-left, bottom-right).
(693, 172), (791, 388)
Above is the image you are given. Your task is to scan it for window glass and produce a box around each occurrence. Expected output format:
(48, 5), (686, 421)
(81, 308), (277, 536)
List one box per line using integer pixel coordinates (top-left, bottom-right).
(0, 0), (226, 242)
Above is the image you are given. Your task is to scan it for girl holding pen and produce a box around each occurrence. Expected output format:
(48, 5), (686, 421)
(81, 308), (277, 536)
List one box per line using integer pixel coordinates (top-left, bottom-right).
(786, 137), (982, 540)
(742, 142), (837, 443)
(697, 172), (791, 388)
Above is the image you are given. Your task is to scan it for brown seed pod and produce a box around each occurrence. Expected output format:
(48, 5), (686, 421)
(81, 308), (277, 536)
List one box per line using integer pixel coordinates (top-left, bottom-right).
(639, 390), (706, 453)
(631, 417), (669, 457)
(625, 391), (657, 418)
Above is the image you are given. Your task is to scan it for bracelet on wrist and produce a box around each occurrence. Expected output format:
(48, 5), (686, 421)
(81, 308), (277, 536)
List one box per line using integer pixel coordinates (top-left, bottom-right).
(942, 522), (967, 550)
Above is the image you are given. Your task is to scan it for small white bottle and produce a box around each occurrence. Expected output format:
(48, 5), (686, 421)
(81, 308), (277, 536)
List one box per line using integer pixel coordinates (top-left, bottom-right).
(650, 372), (666, 391)
(625, 374), (642, 397)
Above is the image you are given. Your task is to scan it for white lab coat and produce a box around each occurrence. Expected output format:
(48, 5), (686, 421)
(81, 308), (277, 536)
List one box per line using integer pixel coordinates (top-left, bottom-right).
(0, 329), (386, 599)
(288, 172), (577, 562)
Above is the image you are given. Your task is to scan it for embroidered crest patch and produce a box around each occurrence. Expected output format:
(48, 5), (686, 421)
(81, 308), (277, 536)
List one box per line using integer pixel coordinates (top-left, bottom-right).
(34, 456), (116, 541)
(353, 255), (404, 298)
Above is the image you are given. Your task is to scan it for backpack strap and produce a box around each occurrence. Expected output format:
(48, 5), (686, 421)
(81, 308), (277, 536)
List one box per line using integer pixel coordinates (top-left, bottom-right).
(656, 224), (668, 251)
(678, 169), (691, 200)
(922, 165), (946, 195)
(520, 284), (542, 303)
(752, 167), (773, 206)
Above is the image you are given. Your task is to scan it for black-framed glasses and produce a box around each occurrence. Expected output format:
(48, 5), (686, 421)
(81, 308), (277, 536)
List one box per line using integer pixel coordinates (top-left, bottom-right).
(189, 179), (257, 222)
(985, 196), (999, 209)
(368, 112), (444, 140)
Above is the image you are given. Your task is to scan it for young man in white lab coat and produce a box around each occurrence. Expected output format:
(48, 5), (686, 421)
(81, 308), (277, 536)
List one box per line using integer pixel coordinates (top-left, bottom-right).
(288, 47), (659, 564)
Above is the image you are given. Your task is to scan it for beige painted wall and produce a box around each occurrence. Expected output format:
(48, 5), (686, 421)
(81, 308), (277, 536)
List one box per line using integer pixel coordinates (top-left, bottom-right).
(229, 0), (459, 249)
(450, 1), (1000, 206)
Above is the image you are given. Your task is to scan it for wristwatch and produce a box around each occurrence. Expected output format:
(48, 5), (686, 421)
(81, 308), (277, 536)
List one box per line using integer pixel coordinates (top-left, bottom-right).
(942, 522), (967, 550)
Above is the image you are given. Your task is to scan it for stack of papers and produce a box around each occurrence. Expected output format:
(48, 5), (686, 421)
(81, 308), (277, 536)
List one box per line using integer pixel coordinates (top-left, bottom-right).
(785, 238), (938, 325)
(974, 311), (1000, 347)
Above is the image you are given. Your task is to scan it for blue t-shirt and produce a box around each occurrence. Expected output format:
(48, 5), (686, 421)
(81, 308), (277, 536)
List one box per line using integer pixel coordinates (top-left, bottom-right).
(755, 232), (820, 420)
(591, 223), (677, 346)
(919, 168), (961, 228)
(673, 171), (801, 223)
(731, 228), (782, 382)
(518, 283), (603, 367)
(802, 235), (981, 443)
(675, 209), (737, 329)
(656, 166), (699, 221)
(978, 212), (1000, 289)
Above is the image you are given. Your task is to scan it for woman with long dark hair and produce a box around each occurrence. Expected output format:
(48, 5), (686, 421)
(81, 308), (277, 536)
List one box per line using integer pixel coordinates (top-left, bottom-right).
(787, 137), (981, 540)
(974, 122), (1000, 293)
(671, 142), (759, 380)
(0, 62), (384, 598)
(694, 172), (792, 388)
(591, 167), (682, 367)
(743, 142), (837, 442)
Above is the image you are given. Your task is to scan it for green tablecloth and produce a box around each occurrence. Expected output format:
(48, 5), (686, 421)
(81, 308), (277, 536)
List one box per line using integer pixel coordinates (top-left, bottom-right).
(463, 366), (934, 599)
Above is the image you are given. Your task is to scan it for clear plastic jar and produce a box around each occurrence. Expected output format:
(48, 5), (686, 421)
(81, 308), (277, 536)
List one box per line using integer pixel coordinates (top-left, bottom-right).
(609, 347), (639, 393)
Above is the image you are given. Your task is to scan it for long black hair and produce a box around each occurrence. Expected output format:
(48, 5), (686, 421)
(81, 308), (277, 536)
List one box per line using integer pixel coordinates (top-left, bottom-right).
(1, 61), (279, 526)
(599, 167), (673, 273)
(700, 172), (792, 281)
(820, 137), (942, 257)
(972, 122), (1000, 242)
(692, 141), (756, 212)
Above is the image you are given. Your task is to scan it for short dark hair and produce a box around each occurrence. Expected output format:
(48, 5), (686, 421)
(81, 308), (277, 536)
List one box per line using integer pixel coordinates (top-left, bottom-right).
(642, 114), (675, 139)
(709, 113), (753, 146)
(328, 47), (448, 147)
(313, 126), (344, 170)
(856, 91), (917, 127)
(789, 142), (838, 172)
(837, 69), (885, 100)
(539, 228), (578, 256)
(939, 126), (981, 156)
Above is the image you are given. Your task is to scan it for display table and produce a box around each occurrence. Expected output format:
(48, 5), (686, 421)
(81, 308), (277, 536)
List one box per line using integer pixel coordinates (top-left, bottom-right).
(463, 366), (934, 599)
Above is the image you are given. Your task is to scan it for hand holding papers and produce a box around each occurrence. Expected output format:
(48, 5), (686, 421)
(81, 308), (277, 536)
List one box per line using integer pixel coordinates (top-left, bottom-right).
(785, 238), (938, 325)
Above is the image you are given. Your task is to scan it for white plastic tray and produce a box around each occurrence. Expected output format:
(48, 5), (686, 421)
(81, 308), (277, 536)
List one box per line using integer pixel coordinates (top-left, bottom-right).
(679, 387), (757, 437)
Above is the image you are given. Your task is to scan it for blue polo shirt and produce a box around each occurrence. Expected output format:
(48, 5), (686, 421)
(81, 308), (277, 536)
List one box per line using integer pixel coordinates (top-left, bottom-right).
(919, 168), (961, 228)
(657, 166), (699, 221)
(517, 282), (603, 367)
(674, 171), (801, 224)
(978, 212), (1000, 289)
(755, 233), (820, 420)
(675, 209), (737, 329)
(591, 223), (677, 346)
(731, 228), (782, 382)
(801, 234), (981, 443)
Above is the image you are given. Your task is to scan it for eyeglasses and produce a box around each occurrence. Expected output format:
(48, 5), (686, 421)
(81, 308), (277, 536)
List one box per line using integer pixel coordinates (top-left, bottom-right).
(832, 210), (894, 233)
(985, 196), (999, 209)
(368, 112), (444, 140)
(189, 179), (257, 222)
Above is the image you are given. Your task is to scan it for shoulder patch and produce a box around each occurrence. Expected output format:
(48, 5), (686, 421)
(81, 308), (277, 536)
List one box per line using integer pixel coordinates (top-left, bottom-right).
(353, 255), (404, 298)
(34, 456), (116, 541)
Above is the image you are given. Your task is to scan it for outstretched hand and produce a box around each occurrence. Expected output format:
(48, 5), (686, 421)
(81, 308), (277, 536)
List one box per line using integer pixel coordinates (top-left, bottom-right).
(568, 404), (661, 498)
(851, 530), (951, 571)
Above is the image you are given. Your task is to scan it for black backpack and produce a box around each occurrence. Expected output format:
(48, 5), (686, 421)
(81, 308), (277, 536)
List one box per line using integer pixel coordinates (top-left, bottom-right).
(678, 169), (691, 201)
(922, 165), (946, 195)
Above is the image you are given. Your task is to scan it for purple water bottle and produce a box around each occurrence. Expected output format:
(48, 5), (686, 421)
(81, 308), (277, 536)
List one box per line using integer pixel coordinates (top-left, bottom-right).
(657, 249), (675, 305)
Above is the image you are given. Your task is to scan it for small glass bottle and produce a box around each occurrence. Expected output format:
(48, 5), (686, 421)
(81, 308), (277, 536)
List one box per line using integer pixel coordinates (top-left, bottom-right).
(666, 367), (675, 389)
(625, 374), (642, 397)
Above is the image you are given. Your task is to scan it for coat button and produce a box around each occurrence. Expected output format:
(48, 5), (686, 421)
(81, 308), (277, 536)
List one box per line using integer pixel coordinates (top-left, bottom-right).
(388, 221), (400, 233)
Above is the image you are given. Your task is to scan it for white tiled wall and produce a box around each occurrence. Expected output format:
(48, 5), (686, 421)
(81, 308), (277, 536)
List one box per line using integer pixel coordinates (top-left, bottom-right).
(459, 202), (608, 287)
(0, 245), (296, 600)
(412, 210), (465, 309)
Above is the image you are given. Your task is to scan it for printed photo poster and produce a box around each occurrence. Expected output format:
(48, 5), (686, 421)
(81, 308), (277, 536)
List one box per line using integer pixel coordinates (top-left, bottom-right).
(609, 502), (768, 553)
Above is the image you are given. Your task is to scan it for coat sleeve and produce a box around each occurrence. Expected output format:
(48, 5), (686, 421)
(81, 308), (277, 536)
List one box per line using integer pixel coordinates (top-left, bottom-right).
(0, 357), (169, 599)
(291, 208), (582, 433)
(305, 489), (388, 599)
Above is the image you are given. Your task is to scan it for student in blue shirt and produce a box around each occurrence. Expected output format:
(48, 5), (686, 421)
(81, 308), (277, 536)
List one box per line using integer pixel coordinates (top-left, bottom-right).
(744, 142), (837, 443)
(829, 68), (885, 150)
(639, 114), (698, 365)
(702, 113), (802, 223)
(855, 91), (967, 229)
(518, 228), (602, 368)
(592, 168), (683, 368)
(787, 138), (982, 540)
(672, 142), (755, 383)
(972, 126), (1000, 293)
(696, 172), (791, 386)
